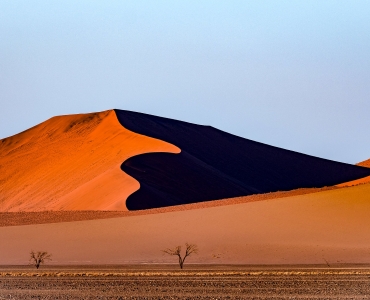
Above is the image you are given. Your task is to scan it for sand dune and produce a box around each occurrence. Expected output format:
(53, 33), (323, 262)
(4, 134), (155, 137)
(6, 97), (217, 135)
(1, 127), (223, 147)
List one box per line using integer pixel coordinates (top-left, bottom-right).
(1, 109), (370, 212)
(115, 110), (370, 210)
(2, 109), (369, 266)
(0, 110), (179, 211)
(358, 159), (370, 168)
(1, 183), (370, 265)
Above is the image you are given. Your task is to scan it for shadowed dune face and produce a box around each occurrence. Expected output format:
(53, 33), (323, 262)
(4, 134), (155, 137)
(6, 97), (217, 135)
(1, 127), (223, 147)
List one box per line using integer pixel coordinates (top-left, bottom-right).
(1, 183), (370, 265)
(115, 110), (370, 210)
(336, 159), (370, 187)
(0, 110), (179, 211)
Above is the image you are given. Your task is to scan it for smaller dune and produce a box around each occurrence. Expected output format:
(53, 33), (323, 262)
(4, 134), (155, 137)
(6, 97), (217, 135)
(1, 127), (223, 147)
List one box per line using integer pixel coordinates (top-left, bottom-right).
(358, 159), (370, 168)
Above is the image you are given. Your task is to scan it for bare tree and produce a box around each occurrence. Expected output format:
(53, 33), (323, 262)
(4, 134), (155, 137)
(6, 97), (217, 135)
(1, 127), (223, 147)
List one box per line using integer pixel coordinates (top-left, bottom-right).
(29, 251), (52, 269)
(162, 243), (198, 269)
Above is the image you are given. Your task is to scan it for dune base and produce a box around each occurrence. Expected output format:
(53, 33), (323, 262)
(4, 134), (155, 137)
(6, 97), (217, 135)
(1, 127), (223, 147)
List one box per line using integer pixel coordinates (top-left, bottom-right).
(0, 184), (370, 265)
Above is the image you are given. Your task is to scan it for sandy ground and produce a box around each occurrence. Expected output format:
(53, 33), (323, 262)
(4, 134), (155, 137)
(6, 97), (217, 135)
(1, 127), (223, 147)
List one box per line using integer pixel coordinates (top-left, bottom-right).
(1, 266), (370, 299)
(0, 183), (370, 265)
(0, 110), (179, 211)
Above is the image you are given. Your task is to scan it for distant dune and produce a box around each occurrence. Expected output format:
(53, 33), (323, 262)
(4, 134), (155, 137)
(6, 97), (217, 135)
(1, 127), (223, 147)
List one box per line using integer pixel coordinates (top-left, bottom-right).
(1, 183), (370, 265)
(358, 159), (370, 168)
(1, 109), (370, 212)
(0, 110), (179, 211)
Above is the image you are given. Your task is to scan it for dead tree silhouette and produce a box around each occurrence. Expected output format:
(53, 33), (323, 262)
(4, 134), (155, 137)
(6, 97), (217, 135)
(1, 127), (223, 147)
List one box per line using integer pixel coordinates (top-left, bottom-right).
(162, 243), (198, 269)
(29, 251), (52, 269)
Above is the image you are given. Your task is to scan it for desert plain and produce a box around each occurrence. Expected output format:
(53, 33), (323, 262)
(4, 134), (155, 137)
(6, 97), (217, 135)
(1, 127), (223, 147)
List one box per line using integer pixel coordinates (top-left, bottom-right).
(1, 182), (370, 298)
(2, 265), (370, 299)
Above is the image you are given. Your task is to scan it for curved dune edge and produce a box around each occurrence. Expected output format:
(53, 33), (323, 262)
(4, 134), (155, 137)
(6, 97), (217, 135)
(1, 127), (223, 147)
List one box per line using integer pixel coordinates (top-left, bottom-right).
(0, 110), (180, 212)
(1, 183), (370, 264)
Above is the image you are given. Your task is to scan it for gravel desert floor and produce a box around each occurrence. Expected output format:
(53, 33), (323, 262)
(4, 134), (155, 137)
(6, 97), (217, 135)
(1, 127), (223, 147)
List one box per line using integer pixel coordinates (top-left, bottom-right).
(1, 265), (370, 299)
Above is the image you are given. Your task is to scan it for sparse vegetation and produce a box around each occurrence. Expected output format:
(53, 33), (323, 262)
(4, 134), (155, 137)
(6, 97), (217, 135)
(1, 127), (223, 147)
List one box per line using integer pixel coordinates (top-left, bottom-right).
(1, 269), (368, 298)
(29, 251), (52, 269)
(162, 243), (198, 269)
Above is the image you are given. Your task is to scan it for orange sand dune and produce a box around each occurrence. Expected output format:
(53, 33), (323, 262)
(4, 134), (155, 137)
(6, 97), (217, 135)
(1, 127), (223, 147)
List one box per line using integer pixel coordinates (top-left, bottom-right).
(1, 183), (370, 265)
(358, 159), (370, 168)
(0, 110), (179, 211)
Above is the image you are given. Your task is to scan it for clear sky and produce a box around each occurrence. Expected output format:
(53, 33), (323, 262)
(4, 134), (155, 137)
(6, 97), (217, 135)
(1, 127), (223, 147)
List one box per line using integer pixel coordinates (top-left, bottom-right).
(1, 1), (369, 164)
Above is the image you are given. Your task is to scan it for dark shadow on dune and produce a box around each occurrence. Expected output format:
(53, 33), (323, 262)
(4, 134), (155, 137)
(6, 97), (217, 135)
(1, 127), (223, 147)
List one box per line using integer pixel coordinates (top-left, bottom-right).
(115, 109), (370, 210)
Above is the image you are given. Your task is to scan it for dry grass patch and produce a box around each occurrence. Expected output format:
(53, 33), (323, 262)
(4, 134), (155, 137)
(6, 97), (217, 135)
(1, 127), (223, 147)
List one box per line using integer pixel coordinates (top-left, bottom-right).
(2, 270), (370, 277)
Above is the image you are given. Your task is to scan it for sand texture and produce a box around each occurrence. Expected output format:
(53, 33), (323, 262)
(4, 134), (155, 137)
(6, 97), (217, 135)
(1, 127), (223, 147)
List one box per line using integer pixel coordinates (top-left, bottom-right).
(0, 110), (179, 211)
(1, 267), (370, 299)
(1, 183), (370, 265)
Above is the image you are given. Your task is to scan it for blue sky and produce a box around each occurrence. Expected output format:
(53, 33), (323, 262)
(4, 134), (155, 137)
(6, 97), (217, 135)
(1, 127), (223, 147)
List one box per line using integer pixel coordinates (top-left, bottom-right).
(1, 1), (370, 163)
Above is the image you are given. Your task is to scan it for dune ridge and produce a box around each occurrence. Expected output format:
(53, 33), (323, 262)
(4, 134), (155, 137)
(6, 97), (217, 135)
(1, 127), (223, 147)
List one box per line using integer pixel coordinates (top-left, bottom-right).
(0, 110), (179, 212)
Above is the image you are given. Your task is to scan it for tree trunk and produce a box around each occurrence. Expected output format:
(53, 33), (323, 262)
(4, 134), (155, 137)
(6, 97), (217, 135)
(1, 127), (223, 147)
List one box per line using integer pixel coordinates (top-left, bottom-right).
(179, 257), (184, 269)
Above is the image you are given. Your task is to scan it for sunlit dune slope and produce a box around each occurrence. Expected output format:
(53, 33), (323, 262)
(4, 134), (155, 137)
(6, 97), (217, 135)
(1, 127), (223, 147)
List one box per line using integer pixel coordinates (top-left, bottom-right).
(1, 183), (370, 265)
(0, 110), (179, 211)
(115, 110), (370, 210)
(358, 159), (370, 168)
